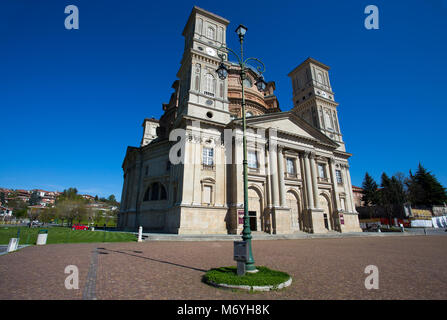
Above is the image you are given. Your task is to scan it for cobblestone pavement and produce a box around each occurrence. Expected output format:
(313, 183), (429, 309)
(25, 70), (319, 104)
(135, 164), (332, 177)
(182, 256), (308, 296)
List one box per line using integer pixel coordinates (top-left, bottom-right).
(1, 235), (446, 300)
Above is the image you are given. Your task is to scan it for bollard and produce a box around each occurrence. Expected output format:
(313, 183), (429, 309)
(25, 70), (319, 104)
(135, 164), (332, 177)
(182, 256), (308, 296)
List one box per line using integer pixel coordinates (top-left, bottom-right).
(138, 226), (143, 242)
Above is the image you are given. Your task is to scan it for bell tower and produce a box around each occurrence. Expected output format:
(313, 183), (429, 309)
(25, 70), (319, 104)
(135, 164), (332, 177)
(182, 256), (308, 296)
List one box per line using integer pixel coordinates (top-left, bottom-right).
(176, 6), (231, 125)
(288, 57), (345, 151)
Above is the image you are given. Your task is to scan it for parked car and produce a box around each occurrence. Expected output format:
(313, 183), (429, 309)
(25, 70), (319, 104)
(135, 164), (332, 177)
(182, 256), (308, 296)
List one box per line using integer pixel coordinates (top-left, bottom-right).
(72, 224), (89, 230)
(29, 221), (42, 228)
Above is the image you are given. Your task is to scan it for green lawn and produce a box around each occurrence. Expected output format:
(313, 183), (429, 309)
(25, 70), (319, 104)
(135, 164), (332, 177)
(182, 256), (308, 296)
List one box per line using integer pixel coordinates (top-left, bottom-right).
(0, 226), (137, 245)
(203, 266), (291, 288)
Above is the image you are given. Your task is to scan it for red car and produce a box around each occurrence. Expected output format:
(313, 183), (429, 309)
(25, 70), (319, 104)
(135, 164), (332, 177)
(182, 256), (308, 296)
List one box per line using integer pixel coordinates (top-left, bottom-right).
(72, 224), (89, 230)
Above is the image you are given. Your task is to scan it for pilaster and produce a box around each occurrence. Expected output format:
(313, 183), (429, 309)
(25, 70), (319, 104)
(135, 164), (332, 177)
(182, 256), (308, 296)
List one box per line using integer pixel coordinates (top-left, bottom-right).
(277, 147), (286, 207)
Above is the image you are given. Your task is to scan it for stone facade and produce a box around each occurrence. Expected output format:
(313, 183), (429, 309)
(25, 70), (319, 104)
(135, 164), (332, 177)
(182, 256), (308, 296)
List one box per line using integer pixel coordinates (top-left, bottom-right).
(118, 6), (362, 234)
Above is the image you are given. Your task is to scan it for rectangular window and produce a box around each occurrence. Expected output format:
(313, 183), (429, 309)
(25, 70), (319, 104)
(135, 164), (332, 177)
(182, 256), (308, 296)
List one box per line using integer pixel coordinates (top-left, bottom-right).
(286, 158), (295, 174)
(318, 164), (326, 179)
(202, 147), (214, 166)
(336, 170), (343, 184)
(248, 150), (258, 169)
(203, 185), (212, 205)
(340, 197), (346, 211)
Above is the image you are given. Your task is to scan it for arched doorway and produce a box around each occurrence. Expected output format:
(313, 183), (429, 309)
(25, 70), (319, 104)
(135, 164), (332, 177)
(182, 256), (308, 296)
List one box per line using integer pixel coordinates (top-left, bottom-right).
(319, 194), (332, 231)
(248, 187), (263, 232)
(286, 190), (301, 231)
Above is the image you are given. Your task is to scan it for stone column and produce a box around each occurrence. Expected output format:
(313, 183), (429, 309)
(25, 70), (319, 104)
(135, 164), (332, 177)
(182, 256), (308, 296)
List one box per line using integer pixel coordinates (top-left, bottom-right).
(345, 164), (356, 213)
(192, 136), (202, 206)
(214, 143), (224, 206)
(129, 166), (138, 211)
(268, 144), (279, 207)
(120, 171), (129, 212)
(329, 157), (340, 210)
(309, 152), (320, 209)
(181, 136), (194, 205)
(303, 152), (314, 209)
(294, 153), (300, 178)
(265, 151), (272, 207)
(277, 147), (286, 207)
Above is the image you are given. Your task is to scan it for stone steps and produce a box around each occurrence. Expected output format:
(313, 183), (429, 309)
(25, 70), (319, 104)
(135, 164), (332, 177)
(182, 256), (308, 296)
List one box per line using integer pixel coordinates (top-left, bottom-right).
(139, 230), (429, 242)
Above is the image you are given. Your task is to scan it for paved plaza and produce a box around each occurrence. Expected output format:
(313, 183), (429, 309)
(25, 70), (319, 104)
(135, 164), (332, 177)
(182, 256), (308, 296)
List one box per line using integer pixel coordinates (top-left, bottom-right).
(0, 234), (446, 300)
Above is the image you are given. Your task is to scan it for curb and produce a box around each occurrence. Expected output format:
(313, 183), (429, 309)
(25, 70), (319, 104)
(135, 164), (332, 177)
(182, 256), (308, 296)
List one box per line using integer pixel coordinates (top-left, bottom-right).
(206, 277), (292, 292)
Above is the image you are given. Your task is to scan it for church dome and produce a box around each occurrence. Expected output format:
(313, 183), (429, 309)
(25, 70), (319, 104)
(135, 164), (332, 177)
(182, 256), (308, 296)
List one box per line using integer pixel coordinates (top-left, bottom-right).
(227, 64), (280, 119)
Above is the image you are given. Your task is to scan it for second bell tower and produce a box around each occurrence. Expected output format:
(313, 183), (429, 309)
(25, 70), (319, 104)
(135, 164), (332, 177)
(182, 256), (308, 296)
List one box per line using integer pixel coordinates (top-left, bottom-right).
(288, 57), (346, 151)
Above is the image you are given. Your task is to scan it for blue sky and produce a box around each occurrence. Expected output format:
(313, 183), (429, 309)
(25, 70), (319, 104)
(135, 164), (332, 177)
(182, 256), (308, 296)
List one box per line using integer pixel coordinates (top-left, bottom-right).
(1, 0), (446, 199)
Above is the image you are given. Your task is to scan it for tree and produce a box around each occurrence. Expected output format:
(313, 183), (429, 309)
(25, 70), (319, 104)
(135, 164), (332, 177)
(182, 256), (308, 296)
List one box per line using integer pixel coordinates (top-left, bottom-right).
(7, 198), (28, 218)
(39, 207), (56, 225)
(407, 163), (447, 206)
(378, 172), (407, 224)
(361, 172), (380, 206)
(56, 199), (87, 227)
(28, 207), (41, 223)
(107, 194), (119, 206)
(29, 191), (42, 206)
(57, 188), (84, 203)
(87, 209), (102, 226)
(0, 191), (6, 206)
(104, 208), (119, 227)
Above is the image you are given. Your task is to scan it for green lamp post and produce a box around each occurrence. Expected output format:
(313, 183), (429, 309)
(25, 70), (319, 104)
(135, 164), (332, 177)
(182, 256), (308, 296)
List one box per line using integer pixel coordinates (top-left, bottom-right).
(217, 24), (268, 272)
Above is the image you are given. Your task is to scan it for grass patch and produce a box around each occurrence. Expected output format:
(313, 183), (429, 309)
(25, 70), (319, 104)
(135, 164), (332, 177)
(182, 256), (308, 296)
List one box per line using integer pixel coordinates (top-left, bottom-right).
(0, 226), (137, 245)
(379, 226), (403, 232)
(203, 266), (291, 288)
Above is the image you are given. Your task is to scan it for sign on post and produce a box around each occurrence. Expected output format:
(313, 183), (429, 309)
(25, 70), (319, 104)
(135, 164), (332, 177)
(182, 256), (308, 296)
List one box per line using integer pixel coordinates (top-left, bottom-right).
(237, 210), (244, 225)
(234, 241), (248, 276)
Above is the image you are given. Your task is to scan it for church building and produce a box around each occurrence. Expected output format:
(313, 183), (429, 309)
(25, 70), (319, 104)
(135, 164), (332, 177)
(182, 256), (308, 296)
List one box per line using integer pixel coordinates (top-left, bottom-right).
(118, 6), (362, 234)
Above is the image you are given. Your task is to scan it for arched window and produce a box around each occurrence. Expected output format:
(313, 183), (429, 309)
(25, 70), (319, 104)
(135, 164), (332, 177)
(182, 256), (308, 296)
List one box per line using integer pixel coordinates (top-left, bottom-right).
(144, 182), (168, 201)
(204, 73), (215, 96)
(143, 187), (151, 201)
(207, 27), (215, 39)
(195, 75), (200, 91)
(324, 110), (333, 130)
(151, 183), (159, 201)
(219, 81), (224, 98)
(160, 184), (167, 200)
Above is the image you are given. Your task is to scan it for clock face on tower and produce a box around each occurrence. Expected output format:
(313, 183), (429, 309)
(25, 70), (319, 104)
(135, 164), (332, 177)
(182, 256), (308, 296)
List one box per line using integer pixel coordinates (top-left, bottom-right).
(205, 47), (216, 57)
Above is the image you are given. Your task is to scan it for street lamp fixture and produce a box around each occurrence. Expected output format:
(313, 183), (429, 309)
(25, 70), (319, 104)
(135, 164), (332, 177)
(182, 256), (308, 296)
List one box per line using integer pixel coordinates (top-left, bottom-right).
(255, 75), (267, 92)
(216, 24), (267, 273)
(235, 24), (248, 41)
(216, 62), (228, 80)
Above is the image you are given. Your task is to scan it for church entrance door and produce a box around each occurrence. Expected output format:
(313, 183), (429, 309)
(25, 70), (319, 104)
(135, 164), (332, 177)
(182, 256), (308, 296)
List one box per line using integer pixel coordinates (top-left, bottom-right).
(248, 187), (263, 232)
(319, 194), (332, 231)
(249, 211), (257, 231)
(286, 191), (301, 231)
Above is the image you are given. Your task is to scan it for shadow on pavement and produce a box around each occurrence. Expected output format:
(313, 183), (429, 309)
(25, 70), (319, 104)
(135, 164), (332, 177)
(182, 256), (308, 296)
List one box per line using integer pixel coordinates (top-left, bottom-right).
(97, 247), (207, 273)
